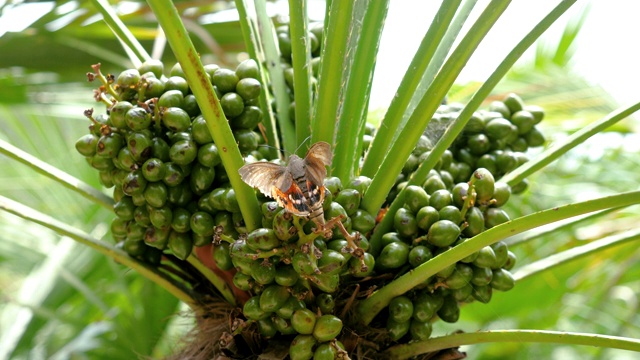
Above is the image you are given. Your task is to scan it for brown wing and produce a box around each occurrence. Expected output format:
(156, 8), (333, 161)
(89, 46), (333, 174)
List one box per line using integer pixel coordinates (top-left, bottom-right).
(303, 141), (333, 185)
(238, 162), (288, 197)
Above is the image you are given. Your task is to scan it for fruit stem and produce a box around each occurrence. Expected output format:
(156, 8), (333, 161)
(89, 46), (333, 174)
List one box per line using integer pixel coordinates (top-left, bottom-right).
(148, 0), (263, 232)
(136, 80), (146, 101)
(294, 216), (321, 246)
(97, 91), (115, 106)
(500, 100), (640, 187)
(310, 0), (356, 148)
(218, 234), (236, 244)
(149, 98), (163, 132)
(158, 262), (197, 284)
(287, 0), (313, 155)
(331, 0), (389, 182)
(233, 1), (281, 159)
(359, 0), (462, 179)
(459, 176), (477, 220)
(89, 0), (151, 63)
(339, 284), (360, 319)
(251, 0), (296, 155)
(245, 247), (288, 260)
(0, 140), (114, 210)
(91, 63), (121, 101)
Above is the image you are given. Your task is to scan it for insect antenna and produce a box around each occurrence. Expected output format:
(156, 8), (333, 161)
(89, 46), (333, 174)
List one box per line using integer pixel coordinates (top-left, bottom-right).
(257, 144), (289, 161)
(293, 136), (312, 155)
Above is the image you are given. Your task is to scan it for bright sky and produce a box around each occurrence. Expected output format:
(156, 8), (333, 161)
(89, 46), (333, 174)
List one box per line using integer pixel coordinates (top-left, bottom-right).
(371, 0), (640, 111)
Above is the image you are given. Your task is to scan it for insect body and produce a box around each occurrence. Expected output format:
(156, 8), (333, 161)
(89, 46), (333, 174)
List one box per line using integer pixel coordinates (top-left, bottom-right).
(238, 141), (332, 230)
(239, 141), (367, 270)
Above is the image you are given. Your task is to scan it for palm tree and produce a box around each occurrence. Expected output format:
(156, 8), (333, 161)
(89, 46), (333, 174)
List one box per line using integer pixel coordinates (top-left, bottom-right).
(1, 0), (639, 359)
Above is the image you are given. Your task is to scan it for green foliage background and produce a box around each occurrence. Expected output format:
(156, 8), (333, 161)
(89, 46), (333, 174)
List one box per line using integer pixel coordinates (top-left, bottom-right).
(1, 1), (639, 359)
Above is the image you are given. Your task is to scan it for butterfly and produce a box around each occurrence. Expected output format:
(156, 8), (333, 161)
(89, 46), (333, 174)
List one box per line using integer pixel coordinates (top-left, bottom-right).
(239, 141), (333, 230)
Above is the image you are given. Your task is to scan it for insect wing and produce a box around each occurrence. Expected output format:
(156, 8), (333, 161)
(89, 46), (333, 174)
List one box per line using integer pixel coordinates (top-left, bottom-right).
(303, 141), (332, 185)
(306, 141), (332, 165)
(238, 162), (286, 197)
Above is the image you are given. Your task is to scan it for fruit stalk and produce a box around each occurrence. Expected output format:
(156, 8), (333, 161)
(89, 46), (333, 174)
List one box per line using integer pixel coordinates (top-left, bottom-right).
(234, 0), (282, 159)
(310, 0), (355, 148)
(359, 0), (461, 178)
(287, 0), (314, 154)
(253, 0), (296, 155)
(332, 0), (389, 183)
(0, 139), (114, 210)
(187, 254), (237, 305)
(147, 0), (262, 231)
(360, 0), (511, 216)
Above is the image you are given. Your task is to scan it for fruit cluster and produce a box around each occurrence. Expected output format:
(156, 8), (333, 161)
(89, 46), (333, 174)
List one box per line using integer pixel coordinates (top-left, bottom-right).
(277, 22), (324, 62)
(389, 93), (545, 205)
(369, 94), (545, 344)
(221, 176), (378, 359)
(75, 59), (268, 262)
(379, 167), (515, 342)
(446, 94), (544, 192)
(76, 51), (547, 358)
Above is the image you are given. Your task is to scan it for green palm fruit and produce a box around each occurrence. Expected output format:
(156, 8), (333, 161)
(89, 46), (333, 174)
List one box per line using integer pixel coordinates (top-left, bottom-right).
(491, 268), (515, 291)
(312, 315), (342, 342)
(292, 308), (316, 335)
(409, 319), (432, 341)
(243, 295), (270, 321)
(394, 208), (418, 238)
(251, 259), (277, 285)
(416, 206), (439, 231)
(377, 241), (410, 269)
(260, 284), (290, 313)
(408, 245), (433, 267)
(386, 317), (410, 341)
(437, 296), (459, 323)
(412, 293), (443, 322)
(168, 230), (192, 260)
(316, 293), (335, 314)
(404, 185), (430, 213)
(427, 220), (460, 247)
(276, 297), (306, 319)
(388, 296), (414, 323)
(213, 242), (233, 271)
(212, 68), (239, 94)
(349, 252), (374, 277)
(289, 335), (317, 360)
(472, 284), (493, 303)
(144, 226), (170, 250)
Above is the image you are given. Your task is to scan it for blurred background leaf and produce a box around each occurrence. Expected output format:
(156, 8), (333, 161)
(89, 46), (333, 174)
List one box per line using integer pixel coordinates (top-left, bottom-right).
(0, 80), (183, 358)
(0, 0), (244, 77)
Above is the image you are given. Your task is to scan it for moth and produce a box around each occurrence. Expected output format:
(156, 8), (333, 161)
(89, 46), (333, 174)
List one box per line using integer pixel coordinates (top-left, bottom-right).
(239, 141), (366, 269)
(239, 141), (333, 231)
